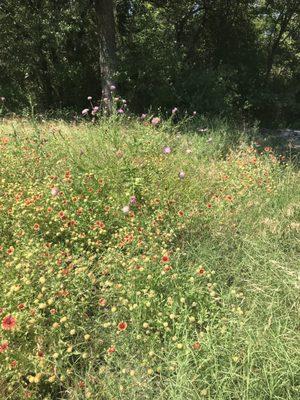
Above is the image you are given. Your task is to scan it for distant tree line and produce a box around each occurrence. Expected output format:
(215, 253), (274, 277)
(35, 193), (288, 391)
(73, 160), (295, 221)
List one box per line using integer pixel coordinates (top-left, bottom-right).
(0, 0), (299, 126)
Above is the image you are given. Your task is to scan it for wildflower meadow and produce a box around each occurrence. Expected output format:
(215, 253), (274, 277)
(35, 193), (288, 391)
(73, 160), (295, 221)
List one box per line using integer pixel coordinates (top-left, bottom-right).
(0, 114), (299, 400)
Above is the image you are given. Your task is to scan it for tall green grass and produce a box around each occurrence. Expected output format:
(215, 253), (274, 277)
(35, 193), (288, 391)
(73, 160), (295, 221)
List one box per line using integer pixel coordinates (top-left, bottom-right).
(0, 117), (299, 399)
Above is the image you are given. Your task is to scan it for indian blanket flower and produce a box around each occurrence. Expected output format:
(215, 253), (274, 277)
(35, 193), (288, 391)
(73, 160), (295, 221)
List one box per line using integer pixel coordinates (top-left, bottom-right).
(151, 117), (161, 126)
(2, 315), (17, 330)
(7, 246), (14, 255)
(178, 171), (185, 179)
(98, 298), (107, 307)
(82, 108), (89, 116)
(118, 321), (128, 331)
(163, 146), (171, 154)
(192, 341), (201, 350)
(107, 346), (116, 354)
(161, 255), (170, 263)
(0, 341), (9, 353)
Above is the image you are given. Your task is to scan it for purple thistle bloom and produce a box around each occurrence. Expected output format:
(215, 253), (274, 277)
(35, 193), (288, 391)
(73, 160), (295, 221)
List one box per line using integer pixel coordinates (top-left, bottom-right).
(172, 107), (178, 114)
(141, 113), (147, 120)
(163, 146), (172, 154)
(178, 171), (185, 179)
(130, 196), (137, 205)
(82, 108), (89, 116)
(91, 106), (99, 115)
(117, 108), (124, 114)
(151, 117), (161, 126)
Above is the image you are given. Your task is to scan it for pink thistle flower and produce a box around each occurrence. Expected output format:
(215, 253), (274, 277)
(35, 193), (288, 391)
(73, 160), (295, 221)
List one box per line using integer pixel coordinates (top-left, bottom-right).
(163, 146), (171, 154)
(82, 108), (89, 116)
(51, 187), (59, 196)
(91, 106), (99, 115)
(141, 113), (147, 119)
(130, 196), (137, 205)
(151, 117), (161, 126)
(172, 107), (178, 114)
(178, 171), (185, 179)
(117, 109), (124, 114)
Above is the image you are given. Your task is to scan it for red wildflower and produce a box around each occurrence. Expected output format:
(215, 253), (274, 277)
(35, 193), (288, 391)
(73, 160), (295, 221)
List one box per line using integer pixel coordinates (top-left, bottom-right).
(17, 303), (25, 311)
(161, 255), (170, 263)
(178, 210), (184, 217)
(107, 346), (116, 354)
(207, 203), (212, 208)
(7, 246), (14, 256)
(10, 360), (17, 368)
(192, 341), (201, 350)
(58, 211), (66, 220)
(98, 298), (107, 307)
(33, 223), (40, 231)
(2, 315), (17, 330)
(197, 268), (205, 276)
(118, 321), (128, 331)
(50, 309), (57, 315)
(163, 265), (172, 272)
(0, 341), (9, 353)
(95, 220), (105, 229)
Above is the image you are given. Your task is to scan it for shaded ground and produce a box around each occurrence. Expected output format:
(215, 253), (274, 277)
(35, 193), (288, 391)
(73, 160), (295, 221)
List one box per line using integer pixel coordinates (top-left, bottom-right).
(258, 128), (300, 162)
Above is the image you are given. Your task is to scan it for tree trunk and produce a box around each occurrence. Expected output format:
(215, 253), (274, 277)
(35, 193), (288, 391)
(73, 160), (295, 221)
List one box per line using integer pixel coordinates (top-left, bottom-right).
(94, 0), (117, 112)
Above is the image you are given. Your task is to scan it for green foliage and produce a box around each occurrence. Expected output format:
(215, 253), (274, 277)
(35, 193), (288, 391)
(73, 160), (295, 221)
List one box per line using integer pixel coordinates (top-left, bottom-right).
(0, 0), (299, 123)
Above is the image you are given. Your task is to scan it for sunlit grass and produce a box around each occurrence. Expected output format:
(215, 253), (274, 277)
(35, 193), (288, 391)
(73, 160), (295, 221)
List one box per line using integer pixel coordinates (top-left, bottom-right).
(0, 117), (299, 399)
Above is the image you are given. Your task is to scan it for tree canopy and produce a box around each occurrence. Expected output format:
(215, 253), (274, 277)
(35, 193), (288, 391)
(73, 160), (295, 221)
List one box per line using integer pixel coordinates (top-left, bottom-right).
(0, 0), (299, 125)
